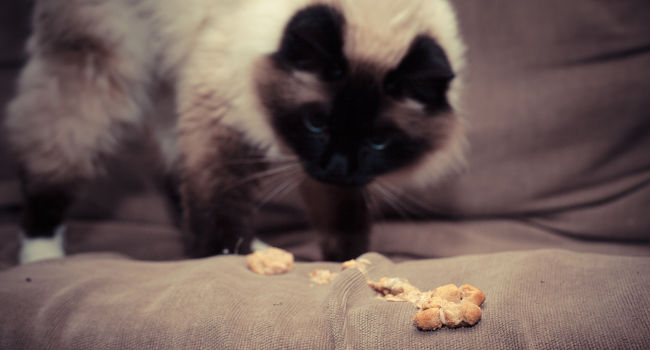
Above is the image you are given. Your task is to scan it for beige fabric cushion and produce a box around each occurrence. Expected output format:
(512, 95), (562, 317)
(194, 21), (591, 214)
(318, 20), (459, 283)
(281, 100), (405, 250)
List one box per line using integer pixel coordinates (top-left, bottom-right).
(421, 0), (650, 241)
(1, 250), (648, 349)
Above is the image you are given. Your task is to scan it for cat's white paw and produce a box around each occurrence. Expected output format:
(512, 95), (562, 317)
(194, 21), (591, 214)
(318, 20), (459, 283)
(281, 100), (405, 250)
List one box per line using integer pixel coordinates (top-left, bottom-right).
(19, 226), (66, 264)
(251, 238), (272, 251)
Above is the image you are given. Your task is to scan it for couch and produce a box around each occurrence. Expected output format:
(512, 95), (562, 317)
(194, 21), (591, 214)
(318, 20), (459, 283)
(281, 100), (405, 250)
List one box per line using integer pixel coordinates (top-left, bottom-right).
(1, 0), (649, 348)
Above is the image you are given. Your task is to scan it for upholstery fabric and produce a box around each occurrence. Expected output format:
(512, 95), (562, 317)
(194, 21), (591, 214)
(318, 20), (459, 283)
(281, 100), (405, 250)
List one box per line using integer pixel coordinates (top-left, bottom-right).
(1, 250), (649, 349)
(0, 0), (649, 348)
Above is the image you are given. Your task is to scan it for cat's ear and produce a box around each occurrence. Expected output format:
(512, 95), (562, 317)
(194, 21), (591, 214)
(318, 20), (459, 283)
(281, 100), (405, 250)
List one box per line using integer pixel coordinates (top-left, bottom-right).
(274, 5), (346, 81)
(384, 35), (454, 109)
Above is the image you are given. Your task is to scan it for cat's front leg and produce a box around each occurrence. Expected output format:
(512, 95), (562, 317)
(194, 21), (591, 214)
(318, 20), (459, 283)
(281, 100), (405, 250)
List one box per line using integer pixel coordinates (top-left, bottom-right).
(300, 178), (371, 261)
(178, 120), (266, 258)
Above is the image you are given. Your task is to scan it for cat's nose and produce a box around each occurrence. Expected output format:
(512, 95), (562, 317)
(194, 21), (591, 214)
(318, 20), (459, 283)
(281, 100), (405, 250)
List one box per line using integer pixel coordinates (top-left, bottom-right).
(324, 153), (348, 178)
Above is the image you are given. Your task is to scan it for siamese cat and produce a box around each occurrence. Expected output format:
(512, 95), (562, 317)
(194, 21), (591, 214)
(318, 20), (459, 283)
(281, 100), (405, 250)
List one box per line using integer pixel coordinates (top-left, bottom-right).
(4, 0), (466, 263)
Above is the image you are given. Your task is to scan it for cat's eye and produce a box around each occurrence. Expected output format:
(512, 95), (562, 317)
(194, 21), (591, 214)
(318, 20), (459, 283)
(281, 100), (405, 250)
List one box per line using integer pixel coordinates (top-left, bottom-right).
(368, 135), (391, 151)
(303, 114), (327, 133)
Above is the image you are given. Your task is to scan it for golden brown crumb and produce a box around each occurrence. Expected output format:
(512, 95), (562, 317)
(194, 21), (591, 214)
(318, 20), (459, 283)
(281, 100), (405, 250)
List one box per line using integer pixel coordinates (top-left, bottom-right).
(309, 258), (373, 286)
(341, 258), (372, 274)
(412, 308), (443, 331)
(369, 278), (486, 331)
(459, 284), (486, 306)
(459, 301), (483, 325)
(432, 284), (461, 303)
(246, 248), (294, 275)
(310, 269), (339, 285)
(413, 299), (483, 330)
(367, 277), (430, 307)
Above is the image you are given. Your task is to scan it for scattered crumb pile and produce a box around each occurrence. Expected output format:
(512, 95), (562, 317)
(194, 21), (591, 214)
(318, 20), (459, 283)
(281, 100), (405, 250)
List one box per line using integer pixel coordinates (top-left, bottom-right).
(245, 249), (485, 331)
(309, 258), (372, 285)
(368, 278), (486, 331)
(246, 247), (294, 275)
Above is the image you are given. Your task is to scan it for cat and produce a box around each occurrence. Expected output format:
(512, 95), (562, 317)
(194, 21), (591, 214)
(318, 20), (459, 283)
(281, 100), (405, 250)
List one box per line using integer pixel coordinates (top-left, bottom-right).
(4, 0), (466, 263)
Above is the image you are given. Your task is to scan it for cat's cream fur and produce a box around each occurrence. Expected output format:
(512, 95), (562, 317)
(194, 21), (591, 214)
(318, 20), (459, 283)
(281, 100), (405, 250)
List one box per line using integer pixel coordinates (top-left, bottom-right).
(6, 0), (465, 188)
(5, 0), (466, 261)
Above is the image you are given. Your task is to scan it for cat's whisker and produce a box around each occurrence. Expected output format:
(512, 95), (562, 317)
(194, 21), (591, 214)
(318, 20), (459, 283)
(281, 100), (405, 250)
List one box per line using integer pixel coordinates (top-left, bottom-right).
(224, 159), (292, 166)
(224, 155), (299, 166)
(256, 170), (296, 202)
(361, 188), (379, 219)
(256, 170), (302, 209)
(385, 183), (429, 219)
(363, 187), (392, 238)
(363, 187), (386, 224)
(379, 181), (435, 217)
(371, 182), (412, 221)
(221, 162), (301, 192)
(362, 187), (391, 236)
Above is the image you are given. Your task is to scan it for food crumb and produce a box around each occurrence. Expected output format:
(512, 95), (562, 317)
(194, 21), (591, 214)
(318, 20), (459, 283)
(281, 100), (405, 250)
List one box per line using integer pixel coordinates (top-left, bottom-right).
(310, 258), (373, 285)
(341, 258), (371, 274)
(368, 278), (486, 331)
(246, 247), (294, 275)
(309, 269), (339, 285)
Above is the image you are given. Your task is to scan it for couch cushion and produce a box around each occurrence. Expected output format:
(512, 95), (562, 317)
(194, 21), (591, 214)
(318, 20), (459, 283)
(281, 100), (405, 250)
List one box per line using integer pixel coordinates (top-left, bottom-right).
(1, 250), (648, 349)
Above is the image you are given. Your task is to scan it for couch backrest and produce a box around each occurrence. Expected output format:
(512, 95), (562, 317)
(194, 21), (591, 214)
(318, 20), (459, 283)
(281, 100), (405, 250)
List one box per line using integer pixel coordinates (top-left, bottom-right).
(417, 0), (650, 240)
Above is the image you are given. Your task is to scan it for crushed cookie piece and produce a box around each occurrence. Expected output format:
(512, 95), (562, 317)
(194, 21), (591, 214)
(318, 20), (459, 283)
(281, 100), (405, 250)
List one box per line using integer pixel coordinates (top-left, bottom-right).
(309, 269), (339, 285)
(341, 258), (371, 274)
(368, 278), (486, 331)
(246, 248), (294, 275)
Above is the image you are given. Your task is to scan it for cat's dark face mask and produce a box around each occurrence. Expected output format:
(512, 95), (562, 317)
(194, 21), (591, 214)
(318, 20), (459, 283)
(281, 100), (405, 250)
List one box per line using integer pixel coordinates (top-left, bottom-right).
(257, 5), (455, 187)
